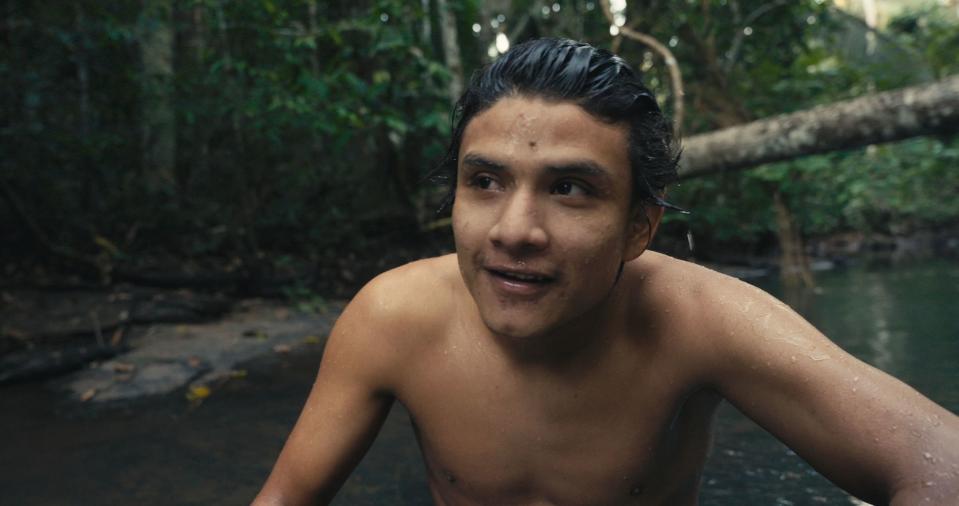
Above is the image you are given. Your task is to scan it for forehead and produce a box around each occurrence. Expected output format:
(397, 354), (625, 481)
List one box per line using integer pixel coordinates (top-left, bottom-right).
(459, 96), (630, 179)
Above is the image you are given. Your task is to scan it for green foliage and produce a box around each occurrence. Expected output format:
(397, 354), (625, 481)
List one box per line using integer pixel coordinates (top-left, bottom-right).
(282, 280), (330, 314)
(2, 0), (451, 273)
(2, 0), (957, 279)
(654, 1), (959, 256)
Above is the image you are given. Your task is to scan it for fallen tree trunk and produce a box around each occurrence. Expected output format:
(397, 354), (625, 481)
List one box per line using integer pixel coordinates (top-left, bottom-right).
(679, 74), (959, 178)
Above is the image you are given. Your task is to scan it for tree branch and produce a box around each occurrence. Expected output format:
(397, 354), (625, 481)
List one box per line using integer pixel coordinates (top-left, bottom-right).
(599, 0), (685, 138)
(679, 75), (959, 178)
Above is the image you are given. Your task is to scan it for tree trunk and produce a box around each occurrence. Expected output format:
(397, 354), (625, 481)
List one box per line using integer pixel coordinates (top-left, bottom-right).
(435, 0), (464, 106)
(73, 4), (99, 218)
(184, 3), (208, 193)
(772, 188), (815, 290)
(476, 0), (494, 62)
(139, 0), (176, 196)
(679, 75), (959, 178)
(420, 0), (432, 47)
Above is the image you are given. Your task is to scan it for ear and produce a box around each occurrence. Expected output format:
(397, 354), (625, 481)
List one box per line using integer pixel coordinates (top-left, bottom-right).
(623, 203), (664, 262)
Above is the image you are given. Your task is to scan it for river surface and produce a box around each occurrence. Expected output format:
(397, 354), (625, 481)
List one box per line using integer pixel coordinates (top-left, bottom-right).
(1, 259), (956, 505)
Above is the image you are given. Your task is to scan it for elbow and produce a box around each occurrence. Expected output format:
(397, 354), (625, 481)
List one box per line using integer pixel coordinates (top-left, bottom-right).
(888, 470), (959, 506)
(251, 485), (332, 506)
(890, 487), (957, 506)
(250, 492), (286, 506)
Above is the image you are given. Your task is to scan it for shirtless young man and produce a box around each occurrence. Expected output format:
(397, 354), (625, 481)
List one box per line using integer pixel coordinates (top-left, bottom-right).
(254, 38), (959, 505)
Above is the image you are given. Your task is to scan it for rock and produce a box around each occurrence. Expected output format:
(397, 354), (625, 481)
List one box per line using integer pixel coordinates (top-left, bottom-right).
(0, 344), (122, 385)
(59, 300), (342, 403)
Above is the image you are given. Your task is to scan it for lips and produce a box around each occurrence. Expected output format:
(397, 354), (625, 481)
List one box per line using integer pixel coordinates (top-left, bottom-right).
(484, 265), (556, 296)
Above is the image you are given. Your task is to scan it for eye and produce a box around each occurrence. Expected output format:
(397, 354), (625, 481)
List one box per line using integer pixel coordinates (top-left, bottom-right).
(552, 180), (590, 197)
(468, 174), (503, 191)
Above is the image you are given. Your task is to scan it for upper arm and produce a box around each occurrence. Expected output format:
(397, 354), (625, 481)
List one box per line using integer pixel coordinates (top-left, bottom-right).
(253, 274), (415, 505)
(697, 279), (959, 504)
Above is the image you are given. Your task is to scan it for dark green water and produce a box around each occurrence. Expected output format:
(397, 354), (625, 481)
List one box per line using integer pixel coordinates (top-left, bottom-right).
(1, 260), (956, 505)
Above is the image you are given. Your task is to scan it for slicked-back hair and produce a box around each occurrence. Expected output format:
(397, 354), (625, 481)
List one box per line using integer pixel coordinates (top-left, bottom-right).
(432, 37), (682, 214)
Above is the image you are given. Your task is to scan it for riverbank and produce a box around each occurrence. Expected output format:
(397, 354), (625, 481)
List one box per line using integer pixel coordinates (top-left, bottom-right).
(1, 292), (343, 404)
(2, 224), (956, 403)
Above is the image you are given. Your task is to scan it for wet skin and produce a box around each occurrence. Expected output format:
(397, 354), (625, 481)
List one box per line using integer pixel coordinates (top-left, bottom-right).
(254, 97), (959, 506)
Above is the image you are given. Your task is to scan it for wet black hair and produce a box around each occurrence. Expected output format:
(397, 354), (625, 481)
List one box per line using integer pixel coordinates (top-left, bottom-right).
(431, 37), (683, 214)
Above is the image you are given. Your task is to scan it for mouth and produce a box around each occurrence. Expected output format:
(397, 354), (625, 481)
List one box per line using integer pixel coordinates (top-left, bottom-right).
(484, 266), (556, 295)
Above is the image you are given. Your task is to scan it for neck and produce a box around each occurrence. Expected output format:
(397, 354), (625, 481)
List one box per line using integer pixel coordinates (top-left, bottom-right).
(488, 279), (628, 371)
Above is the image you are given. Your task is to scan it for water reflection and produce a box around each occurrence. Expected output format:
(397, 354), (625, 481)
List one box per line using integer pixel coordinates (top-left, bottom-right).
(863, 272), (897, 371)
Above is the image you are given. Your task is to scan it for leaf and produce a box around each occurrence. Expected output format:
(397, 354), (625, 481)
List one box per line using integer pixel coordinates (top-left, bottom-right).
(112, 362), (136, 373)
(186, 385), (211, 401)
(94, 235), (121, 256)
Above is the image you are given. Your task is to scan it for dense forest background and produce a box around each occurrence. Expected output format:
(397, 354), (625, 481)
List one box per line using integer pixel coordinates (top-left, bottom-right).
(2, 0), (958, 297)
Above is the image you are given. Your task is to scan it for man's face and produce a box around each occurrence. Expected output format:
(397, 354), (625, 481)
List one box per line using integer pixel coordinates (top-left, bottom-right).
(452, 95), (653, 339)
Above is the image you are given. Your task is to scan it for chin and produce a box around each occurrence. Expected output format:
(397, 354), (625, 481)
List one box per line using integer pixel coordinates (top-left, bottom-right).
(479, 310), (551, 340)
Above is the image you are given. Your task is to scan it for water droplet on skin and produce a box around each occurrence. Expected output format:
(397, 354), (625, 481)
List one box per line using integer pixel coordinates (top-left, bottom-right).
(853, 376), (860, 382)
(852, 387), (858, 393)
(923, 452), (933, 461)
(872, 437), (879, 443)
(790, 356), (797, 363)
(923, 480), (934, 487)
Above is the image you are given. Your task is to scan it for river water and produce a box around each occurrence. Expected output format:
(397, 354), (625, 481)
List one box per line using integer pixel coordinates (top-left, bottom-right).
(1, 259), (956, 505)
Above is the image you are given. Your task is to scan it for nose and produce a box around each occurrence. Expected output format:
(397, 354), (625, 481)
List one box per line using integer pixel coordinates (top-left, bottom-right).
(488, 189), (549, 253)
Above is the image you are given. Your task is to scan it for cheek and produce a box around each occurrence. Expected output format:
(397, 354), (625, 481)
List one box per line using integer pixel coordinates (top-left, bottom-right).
(452, 204), (485, 253)
(577, 221), (625, 254)
(567, 222), (629, 275)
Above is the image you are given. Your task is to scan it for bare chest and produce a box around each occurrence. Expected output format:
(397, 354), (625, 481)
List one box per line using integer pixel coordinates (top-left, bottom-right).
(397, 337), (715, 505)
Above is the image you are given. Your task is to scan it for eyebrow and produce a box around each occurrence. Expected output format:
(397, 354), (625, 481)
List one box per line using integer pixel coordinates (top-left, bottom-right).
(461, 153), (507, 172)
(544, 162), (612, 183)
(461, 153), (614, 183)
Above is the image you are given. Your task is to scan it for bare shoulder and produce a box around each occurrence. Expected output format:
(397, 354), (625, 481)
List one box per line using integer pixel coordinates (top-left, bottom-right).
(632, 251), (852, 386)
(322, 254), (462, 391)
(626, 251), (806, 372)
(341, 254), (461, 341)
(629, 251), (775, 325)
(351, 253), (461, 328)
(634, 250), (767, 296)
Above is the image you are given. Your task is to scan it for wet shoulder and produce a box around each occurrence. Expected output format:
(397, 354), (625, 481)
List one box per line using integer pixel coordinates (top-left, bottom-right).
(348, 254), (461, 345)
(633, 251), (762, 301)
(627, 252), (781, 368)
(628, 251), (746, 311)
